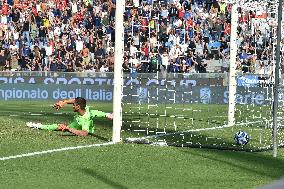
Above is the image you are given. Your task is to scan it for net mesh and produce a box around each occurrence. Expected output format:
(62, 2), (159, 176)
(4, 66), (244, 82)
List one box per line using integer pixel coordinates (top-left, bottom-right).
(122, 73), (284, 151)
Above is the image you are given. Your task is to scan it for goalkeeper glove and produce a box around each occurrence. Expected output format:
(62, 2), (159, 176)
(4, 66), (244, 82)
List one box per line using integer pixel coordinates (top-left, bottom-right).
(106, 113), (113, 120)
(53, 100), (65, 110)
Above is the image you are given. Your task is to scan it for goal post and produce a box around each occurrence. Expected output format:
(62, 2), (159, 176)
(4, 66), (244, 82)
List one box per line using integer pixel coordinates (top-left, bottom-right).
(112, 0), (284, 155)
(227, 3), (238, 126)
(112, 0), (125, 143)
(272, 0), (283, 157)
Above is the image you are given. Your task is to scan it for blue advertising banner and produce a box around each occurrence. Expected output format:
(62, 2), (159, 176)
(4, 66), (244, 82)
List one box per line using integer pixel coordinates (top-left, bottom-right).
(0, 74), (276, 106)
(237, 76), (259, 87)
(0, 83), (274, 106)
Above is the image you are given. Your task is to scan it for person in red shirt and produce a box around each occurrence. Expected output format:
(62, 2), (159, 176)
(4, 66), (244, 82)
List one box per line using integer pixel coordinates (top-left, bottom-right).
(141, 18), (148, 31)
(141, 43), (149, 58)
(224, 23), (231, 36)
(58, 2), (65, 11)
(1, 3), (9, 15)
(186, 18), (193, 29)
(178, 7), (185, 18)
(31, 5), (38, 16)
(76, 11), (84, 22)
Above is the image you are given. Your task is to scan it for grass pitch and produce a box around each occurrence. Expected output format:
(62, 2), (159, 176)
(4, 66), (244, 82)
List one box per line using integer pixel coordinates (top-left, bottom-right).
(122, 103), (284, 151)
(0, 100), (284, 188)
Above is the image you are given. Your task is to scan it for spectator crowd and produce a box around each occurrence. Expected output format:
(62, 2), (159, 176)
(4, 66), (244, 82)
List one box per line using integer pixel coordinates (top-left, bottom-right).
(0, 0), (279, 74)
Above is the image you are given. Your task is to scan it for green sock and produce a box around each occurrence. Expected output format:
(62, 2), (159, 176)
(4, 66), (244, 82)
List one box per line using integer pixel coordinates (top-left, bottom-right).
(41, 124), (58, 131)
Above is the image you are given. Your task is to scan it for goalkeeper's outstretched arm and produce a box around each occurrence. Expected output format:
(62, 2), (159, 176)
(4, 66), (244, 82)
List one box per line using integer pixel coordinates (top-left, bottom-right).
(66, 127), (88, 136)
(53, 98), (75, 110)
(58, 122), (89, 136)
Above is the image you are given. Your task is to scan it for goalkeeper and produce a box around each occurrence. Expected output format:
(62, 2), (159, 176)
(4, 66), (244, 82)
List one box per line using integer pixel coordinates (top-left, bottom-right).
(26, 97), (113, 136)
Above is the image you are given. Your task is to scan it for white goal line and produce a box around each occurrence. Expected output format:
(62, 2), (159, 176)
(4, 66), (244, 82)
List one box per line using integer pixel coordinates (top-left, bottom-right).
(126, 120), (265, 142)
(0, 142), (115, 161)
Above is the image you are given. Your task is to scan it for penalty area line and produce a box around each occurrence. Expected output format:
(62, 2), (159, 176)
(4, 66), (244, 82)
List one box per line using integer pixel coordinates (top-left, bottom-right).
(0, 142), (115, 161)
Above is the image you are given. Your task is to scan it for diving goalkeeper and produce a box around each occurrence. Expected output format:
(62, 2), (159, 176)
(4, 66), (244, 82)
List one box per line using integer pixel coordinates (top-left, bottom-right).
(26, 97), (113, 136)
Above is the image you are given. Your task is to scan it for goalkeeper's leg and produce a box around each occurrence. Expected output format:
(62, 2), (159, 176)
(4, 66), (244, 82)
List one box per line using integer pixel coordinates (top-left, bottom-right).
(41, 124), (59, 131)
(26, 122), (59, 130)
(27, 122), (79, 131)
(42, 122), (79, 131)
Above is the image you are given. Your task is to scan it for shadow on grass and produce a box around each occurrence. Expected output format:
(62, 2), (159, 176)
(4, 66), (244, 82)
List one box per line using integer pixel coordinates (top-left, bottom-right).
(80, 168), (128, 189)
(59, 133), (110, 141)
(94, 118), (113, 128)
(181, 147), (284, 180)
(93, 134), (111, 142)
(123, 117), (283, 152)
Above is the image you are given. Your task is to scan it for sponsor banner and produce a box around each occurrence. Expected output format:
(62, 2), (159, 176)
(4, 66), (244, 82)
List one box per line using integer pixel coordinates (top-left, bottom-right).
(0, 76), (223, 87)
(199, 87), (211, 104)
(0, 84), (276, 106)
(237, 76), (259, 87)
(278, 88), (284, 103)
(135, 86), (273, 105)
(237, 76), (274, 87)
(0, 84), (113, 101)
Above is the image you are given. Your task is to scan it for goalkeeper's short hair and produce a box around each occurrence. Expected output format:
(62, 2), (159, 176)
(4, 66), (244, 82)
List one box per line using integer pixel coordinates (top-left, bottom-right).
(75, 97), (87, 109)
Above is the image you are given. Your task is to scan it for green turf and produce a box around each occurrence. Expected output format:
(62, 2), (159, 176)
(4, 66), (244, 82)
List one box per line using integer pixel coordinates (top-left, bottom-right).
(0, 101), (113, 157)
(0, 100), (284, 188)
(122, 103), (283, 151)
(1, 144), (284, 189)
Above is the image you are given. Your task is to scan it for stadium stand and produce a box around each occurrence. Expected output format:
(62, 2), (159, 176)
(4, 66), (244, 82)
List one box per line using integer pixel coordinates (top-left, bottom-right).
(0, 0), (278, 74)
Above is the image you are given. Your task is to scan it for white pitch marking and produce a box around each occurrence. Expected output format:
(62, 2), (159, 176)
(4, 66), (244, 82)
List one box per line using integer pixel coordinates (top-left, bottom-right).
(126, 121), (264, 141)
(53, 112), (64, 115)
(0, 142), (115, 161)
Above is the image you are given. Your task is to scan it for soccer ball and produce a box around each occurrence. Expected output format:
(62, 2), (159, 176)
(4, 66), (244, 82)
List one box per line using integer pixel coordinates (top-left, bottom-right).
(234, 131), (250, 145)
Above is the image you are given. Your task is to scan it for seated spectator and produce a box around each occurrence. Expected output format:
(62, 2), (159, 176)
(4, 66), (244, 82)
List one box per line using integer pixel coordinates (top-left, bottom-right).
(82, 44), (90, 67)
(0, 0), (271, 75)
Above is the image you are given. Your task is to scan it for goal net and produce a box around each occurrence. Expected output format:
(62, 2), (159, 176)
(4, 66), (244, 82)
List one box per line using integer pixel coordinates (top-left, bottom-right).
(119, 0), (284, 152)
(122, 73), (284, 151)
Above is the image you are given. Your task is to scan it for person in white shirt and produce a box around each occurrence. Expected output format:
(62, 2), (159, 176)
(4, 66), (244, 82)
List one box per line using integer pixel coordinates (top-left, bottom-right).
(169, 47), (175, 59)
(161, 52), (169, 72)
(44, 42), (53, 68)
(100, 64), (109, 72)
(168, 32), (175, 45)
(47, 28), (54, 39)
(160, 7), (169, 19)
(195, 41), (204, 56)
(150, 34), (157, 49)
(36, 4), (41, 12)
(94, 5), (101, 14)
(174, 33), (180, 46)
(1, 15), (7, 24)
(13, 30), (19, 41)
(10, 42), (18, 55)
(169, 0), (178, 5)
(170, 45), (182, 59)
(133, 0), (139, 7)
(74, 26), (81, 35)
(173, 18), (183, 28)
(130, 43), (138, 57)
(133, 34), (140, 48)
(129, 56), (140, 68)
(54, 26), (61, 37)
(71, 2), (78, 13)
(45, 43), (53, 57)
(76, 38), (84, 52)
(106, 42), (114, 55)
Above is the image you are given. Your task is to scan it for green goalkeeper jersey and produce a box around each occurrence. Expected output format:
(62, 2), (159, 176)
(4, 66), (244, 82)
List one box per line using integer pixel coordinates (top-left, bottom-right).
(68, 106), (107, 134)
